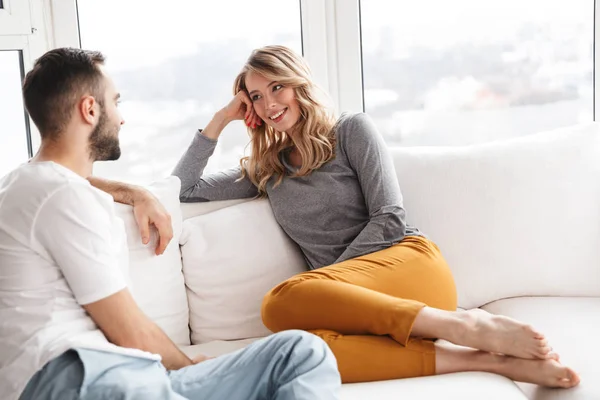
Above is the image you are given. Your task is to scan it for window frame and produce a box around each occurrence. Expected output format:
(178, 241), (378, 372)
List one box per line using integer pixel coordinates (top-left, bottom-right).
(0, 49), (33, 159)
(0, 0), (57, 156)
(0, 0), (32, 35)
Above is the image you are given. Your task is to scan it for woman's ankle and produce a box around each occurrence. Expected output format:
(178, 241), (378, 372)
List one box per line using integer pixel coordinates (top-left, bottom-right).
(412, 307), (464, 341)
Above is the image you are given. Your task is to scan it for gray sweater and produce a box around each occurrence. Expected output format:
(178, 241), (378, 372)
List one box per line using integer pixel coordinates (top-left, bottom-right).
(173, 113), (421, 270)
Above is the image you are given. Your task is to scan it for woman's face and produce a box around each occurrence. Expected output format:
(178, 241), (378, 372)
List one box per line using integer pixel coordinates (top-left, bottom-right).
(245, 71), (301, 134)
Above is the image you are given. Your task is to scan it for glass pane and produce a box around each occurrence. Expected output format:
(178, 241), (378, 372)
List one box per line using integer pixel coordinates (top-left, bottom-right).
(77, 0), (302, 184)
(0, 51), (29, 177)
(360, 0), (594, 146)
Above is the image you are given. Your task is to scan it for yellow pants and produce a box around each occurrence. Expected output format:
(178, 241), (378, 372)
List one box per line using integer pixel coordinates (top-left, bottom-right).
(261, 236), (457, 383)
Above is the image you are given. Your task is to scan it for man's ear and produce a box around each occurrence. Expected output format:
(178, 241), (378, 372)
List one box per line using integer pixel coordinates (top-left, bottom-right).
(79, 95), (97, 126)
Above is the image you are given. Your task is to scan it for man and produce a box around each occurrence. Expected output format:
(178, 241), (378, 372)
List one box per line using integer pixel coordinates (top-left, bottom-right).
(0, 48), (341, 400)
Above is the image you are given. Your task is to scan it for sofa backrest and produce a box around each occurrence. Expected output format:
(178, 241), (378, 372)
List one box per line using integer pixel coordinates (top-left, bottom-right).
(117, 176), (191, 345)
(131, 122), (600, 344)
(391, 122), (600, 308)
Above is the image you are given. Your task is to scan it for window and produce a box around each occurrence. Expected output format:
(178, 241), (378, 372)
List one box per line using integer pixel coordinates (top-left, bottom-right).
(0, 1), (4, 9)
(77, 0), (302, 184)
(0, 51), (31, 177)
(360, 0), (594, 146)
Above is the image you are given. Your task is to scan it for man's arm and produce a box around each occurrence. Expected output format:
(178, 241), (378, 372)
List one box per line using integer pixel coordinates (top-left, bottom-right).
(33, 184), (192, 369)
(88, 176), (173, 255)
(84, 289), (193, 370)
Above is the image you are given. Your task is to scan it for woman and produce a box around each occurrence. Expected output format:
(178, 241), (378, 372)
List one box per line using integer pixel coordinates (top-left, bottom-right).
(173, 45), (579, 388)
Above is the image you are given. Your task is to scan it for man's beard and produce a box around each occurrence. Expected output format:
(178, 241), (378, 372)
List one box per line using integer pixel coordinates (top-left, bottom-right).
(88, 109), (121, 162)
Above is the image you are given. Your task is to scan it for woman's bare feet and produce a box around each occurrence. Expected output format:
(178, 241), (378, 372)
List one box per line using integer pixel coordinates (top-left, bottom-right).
(495, 353), (580, 388)
(436, 344), (580, 389)
(412, 307), (551, 359)
(455, 309), (551, 359)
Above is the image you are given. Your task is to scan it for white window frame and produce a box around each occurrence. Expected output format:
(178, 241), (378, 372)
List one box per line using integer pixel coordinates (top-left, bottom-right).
(0, 0), (55, 155)
(0, 0), (32, 35)
(594, 0), (600, 121)
(300, 0), (363, 114)
(37, 0), (600, 123)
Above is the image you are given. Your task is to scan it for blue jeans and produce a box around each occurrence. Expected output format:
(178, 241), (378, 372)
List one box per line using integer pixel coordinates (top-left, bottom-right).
(19, 330), (341, 400)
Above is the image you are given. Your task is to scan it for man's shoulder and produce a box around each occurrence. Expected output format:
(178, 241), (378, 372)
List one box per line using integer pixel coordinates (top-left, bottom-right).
(1, 161), (82, 195)
(0, 162), (112, 221)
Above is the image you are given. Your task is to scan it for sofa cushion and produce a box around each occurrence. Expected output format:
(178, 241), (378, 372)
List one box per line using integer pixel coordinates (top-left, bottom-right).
(180, 338), (527, 400)
(180, 199), (307, 343)
(339, 372), (527, 400)
(391, 123), (600, 309)
(482, 297), (600, 400)
(181, 199), (250, 220)
(115, 176), (190, 345)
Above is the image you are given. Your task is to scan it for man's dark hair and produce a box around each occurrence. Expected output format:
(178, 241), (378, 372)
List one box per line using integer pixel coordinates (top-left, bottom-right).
(22, 48), (106, 140)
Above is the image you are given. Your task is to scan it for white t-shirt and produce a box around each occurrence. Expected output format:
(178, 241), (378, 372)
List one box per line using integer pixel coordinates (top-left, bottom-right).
(0, 162), (160, 400)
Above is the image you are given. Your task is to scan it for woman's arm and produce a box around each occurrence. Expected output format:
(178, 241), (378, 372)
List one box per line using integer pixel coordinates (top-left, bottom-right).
(334, 113), (407, 263)
(172, 96), (260, 202)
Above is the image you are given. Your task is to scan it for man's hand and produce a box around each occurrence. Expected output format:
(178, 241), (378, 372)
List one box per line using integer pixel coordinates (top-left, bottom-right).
(132, 191), (173, 255)
(87, 177), (174, 255)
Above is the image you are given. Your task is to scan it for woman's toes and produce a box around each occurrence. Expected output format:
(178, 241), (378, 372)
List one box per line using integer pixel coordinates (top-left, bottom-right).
(567, 368), (581, 385)
(537, 345), (552, 358)
(559, 367), (580, 388)
(534, 331), (545, 340)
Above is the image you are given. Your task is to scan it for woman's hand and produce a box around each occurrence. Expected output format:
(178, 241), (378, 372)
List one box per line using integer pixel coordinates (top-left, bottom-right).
(202, 91), (264, 140)
(221, 91), (263, 129)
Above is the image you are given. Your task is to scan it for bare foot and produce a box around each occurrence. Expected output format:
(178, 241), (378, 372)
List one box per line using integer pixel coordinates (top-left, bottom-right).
(436, 343), (576, 389)
(497, 353), (580, 388)
(453, 309), (551, 359)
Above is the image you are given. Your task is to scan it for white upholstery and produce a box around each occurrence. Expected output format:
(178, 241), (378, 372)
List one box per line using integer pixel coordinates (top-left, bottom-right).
(180, 198), (249, 220)
(482, 297), (600, 400)
(117, 123), (600, 399)
(339, 373), (528, 400)
(390, 123), (600, 309)
(180, 199), (306, 343)
(115, 176), (190, 345)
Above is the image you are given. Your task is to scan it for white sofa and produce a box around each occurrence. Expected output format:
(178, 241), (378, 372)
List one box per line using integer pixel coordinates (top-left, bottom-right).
(117, 122), (600, 400)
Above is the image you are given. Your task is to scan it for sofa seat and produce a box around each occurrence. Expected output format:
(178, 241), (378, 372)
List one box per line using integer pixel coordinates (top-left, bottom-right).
(180, 338), (528, 400)
(483, 297), (600, 400)
(180, 296), (598, 400)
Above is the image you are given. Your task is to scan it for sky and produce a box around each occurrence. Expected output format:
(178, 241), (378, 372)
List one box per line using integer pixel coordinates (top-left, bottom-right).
(361, 0), (592, 50)
(77, 0), (303, 72)
(78, 0), (593, 70)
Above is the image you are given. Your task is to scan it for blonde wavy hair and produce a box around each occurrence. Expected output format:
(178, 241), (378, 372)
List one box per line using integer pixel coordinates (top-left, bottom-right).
(234, 45), (337, 195)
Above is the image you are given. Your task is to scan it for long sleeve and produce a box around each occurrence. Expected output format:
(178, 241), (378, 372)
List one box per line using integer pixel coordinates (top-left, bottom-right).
(334, 113), (407, 263)
(172, 130), (258, 202)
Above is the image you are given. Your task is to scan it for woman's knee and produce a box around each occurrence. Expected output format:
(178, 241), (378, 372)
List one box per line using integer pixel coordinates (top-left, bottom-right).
(261, 276), (305, 332)
(431, 259), (458, 310)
